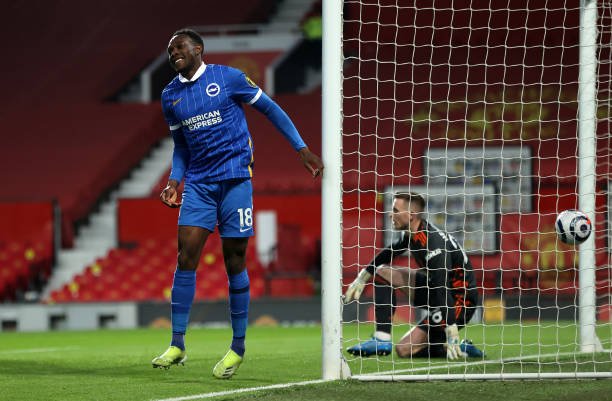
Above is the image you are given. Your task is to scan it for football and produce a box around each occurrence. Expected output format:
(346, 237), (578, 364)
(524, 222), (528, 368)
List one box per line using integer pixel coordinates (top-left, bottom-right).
(555, 209), (592, 245)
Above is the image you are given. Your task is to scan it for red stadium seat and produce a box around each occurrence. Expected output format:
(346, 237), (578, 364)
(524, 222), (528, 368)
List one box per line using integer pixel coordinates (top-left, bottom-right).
(48, 236), (268, 302)
(268, 277), (314, 297)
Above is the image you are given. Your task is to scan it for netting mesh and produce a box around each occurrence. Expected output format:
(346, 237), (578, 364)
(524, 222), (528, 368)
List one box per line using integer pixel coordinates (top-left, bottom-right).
(340, 0), (612, 378)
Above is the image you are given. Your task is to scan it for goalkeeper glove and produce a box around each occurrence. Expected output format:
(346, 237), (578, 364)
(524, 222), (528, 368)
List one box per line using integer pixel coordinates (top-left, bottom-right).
(344, 269), (372, 303)
(445, 323), (467, 360)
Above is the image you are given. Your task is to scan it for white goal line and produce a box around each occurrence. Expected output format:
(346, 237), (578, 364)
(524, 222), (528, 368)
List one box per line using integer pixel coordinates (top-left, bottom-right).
(351, 372), (612, 381)
(150, 379), (330, 401)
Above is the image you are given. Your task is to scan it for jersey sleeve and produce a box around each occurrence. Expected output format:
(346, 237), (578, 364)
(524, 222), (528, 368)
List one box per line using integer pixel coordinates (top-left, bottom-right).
(161, 91), (189, 182)
(227, 67), (307, 151)
(365, 233), (410, 275)
(161, 91), (182, 132)
(226, 67), (263, 105)
(424, 234), (457, 326)
(169, 130), (190, 182)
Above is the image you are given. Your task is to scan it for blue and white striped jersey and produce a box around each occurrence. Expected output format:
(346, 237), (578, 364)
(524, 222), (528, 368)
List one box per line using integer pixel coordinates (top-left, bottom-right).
(161, 63), (266, 183)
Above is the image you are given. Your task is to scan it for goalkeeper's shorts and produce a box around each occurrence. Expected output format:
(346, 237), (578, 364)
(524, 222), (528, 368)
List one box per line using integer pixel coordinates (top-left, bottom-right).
(413, 280), (478, 344)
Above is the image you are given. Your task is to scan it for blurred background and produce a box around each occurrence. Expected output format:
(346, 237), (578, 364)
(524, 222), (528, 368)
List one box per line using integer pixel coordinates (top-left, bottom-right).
(0, 0), (325, 330)
(0, 0), (610, 333)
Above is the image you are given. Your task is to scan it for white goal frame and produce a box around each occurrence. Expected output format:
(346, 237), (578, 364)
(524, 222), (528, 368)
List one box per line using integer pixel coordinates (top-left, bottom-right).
(321, 0), (610, 380)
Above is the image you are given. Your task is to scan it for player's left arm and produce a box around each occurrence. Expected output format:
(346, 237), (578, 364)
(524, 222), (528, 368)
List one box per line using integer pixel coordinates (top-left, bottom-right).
(427, 240), (467, 359)
(231, 71), (324, 178)
(252, 93), (323, 178)
(426, 250), (457, 326)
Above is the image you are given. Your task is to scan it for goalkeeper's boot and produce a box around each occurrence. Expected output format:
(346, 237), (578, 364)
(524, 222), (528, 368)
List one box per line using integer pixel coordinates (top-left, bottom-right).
(152, 346), (187, 369)
(346, 336), (392, 357)
(212, 349), (243, 379)
(460, 339), (485, 358)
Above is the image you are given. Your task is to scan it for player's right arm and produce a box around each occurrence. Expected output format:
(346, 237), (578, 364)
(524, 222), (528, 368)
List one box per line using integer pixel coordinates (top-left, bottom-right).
(344, 234), (409, 303)
(160, 91), (190, 208)
(161, 129), (190, 208)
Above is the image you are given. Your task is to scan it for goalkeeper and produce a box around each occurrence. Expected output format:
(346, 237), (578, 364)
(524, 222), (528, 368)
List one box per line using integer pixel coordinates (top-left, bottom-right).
(344, 192), (484, 359)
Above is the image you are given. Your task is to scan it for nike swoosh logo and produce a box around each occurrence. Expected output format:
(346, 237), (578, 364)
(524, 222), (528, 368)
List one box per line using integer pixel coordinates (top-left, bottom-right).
(172, 98), (182, 106)
(239, 227), (251, 233)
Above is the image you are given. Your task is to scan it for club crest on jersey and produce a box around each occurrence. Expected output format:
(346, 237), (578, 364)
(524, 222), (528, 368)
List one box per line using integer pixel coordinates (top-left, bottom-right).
(245, 76), (258, 88)
(206, 83), (221, 97)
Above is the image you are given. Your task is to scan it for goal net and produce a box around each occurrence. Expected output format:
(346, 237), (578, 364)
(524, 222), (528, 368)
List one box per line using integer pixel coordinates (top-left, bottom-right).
(321, 0), (612, 380)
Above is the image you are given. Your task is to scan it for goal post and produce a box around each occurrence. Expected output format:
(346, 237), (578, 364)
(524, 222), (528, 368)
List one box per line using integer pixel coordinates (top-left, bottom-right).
(578, 0), (602, 353)
(321, 0), (612, 380)
(321, 0), (346, 381)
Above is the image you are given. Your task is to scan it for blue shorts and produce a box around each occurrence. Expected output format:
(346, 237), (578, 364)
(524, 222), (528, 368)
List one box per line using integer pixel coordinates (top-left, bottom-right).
(178, 179), (254, 237)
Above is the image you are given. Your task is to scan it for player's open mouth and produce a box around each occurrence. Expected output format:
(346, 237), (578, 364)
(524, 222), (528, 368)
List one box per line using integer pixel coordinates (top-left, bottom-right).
(173, 58), (184, 65)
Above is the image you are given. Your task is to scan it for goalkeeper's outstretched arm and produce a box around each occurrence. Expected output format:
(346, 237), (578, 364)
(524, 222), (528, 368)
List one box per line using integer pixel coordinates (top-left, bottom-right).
(344, 234), (410, 303)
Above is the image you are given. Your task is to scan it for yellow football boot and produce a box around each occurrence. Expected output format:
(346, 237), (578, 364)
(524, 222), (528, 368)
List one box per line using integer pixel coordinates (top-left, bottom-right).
(212, 349), (243, 379)
(152, 346), (187, 369)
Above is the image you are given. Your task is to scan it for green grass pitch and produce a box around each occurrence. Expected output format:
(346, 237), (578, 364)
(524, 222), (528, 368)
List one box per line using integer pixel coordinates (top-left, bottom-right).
(0, 323), (610, 401)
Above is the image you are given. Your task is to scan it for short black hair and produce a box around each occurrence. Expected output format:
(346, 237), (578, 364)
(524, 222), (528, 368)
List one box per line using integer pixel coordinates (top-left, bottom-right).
(394, 192), (426, 212)
(172, 28), (204, 48)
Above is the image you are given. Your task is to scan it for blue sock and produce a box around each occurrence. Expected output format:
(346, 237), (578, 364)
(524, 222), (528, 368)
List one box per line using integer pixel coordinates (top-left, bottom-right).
(170, 268), (196, 351)
(228, 270), (250, 357)
(171, 332), (185, 350)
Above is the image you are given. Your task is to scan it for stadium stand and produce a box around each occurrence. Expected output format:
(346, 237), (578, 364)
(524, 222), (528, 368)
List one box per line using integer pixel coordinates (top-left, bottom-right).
(0, 1), (278, 110)
(338, 0), (612, 300)
(56, 197), (273, 303)
(0, 0), (309, 302)
(2, 104), (164, 247)
(274, 1), (322, 93)
(0, 0), (279, 248)
(6, 0), (604, 305)
(342, 2), (584, 191)
(48, 237), (266, 303)
(0, 202), (54, 301)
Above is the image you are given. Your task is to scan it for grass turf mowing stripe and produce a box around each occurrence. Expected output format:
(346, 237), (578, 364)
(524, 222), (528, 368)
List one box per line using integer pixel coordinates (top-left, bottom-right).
(150, 379), (331, 401)
(152, 350), (612, 400)
(0, 346), (80, 355)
